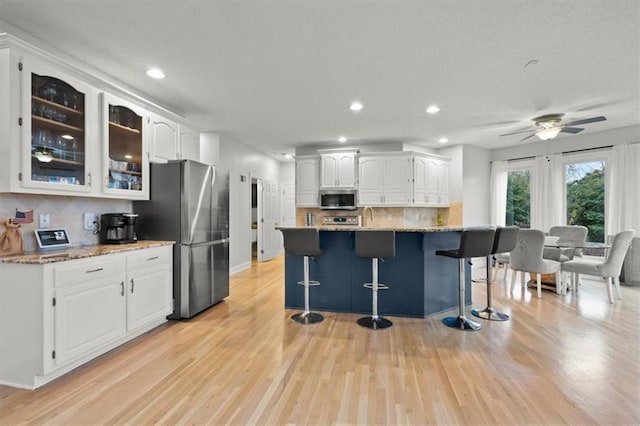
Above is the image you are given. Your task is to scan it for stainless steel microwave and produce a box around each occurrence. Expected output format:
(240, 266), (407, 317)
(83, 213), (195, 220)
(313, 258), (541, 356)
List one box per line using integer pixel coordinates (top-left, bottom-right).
(319, 189), (357, 210)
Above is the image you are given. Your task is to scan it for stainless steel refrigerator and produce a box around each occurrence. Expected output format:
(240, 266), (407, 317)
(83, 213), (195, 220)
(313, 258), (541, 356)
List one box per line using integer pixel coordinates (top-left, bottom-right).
(133, 160), (230, 319)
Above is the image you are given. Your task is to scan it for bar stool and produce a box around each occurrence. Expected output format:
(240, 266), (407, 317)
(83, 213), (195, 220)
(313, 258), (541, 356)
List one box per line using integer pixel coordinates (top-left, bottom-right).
(281, 228), (324, 324)
(471, 226), (519, 321)
(436, 228), (495, 331)
(355, 230), (395, 330)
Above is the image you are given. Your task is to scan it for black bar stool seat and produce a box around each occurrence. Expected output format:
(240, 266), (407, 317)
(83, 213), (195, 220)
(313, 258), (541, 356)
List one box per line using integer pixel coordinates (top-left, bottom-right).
(472, 226), (519, 321)
(436, 228), (495, 331)
(282, 228), (324, 324)
(355, 230), (395, 330)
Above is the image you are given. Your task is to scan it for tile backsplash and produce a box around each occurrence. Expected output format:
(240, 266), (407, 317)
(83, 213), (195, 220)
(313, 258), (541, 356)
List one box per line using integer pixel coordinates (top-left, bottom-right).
(0, 193), (131, 252)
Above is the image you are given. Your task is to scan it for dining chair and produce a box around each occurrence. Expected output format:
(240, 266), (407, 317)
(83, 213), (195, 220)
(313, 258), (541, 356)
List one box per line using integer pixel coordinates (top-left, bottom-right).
(543, 225), (588, 261)
(509, 229), (562, 298)
(561, 229), (636, 303)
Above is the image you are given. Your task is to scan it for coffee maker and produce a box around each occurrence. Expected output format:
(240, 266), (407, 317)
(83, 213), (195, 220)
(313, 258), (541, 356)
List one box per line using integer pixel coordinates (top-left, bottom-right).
(99, 213), (138, 244)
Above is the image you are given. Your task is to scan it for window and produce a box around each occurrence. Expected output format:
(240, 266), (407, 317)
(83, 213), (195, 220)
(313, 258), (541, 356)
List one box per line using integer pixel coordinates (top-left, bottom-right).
(565, 160), (606, 243)
(506, 169), (531, 228)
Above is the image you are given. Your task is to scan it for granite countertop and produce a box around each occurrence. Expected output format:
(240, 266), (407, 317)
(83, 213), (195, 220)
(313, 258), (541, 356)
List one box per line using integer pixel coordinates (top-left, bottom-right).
(0, 240), (175, 265)
(277, 226), (471, 232)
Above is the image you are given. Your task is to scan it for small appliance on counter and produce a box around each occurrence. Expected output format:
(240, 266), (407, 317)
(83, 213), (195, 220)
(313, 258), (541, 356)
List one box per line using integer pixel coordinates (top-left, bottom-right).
(322, 215), (361, 226)
(99, 213), (138, 244)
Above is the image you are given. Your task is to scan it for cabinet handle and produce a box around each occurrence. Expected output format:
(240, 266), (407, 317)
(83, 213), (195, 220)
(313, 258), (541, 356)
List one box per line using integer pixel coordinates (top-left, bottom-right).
(130, 279), (135, 293)
(147, 256), (159, 261)
(120, 281), (124, 296)
(86, 267), (104, 273)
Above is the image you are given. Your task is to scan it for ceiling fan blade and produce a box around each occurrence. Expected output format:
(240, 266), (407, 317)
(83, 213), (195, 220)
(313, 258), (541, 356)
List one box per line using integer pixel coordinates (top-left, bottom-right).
(500, 128), (535, 136)
(563, 116), (606, 126)
(519, 133), (536, 142)
(560, 127), (584, 134)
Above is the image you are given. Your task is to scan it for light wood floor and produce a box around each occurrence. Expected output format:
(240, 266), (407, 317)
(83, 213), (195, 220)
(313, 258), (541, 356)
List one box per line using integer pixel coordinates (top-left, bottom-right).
(1, 256), (639, 425)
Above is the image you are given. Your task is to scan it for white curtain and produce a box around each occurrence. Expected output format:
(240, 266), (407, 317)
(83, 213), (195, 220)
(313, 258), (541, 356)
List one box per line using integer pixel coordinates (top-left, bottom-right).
(606, 143), (640, 234)
(531, 154), (564, 232)
(489, 160), (508, 226)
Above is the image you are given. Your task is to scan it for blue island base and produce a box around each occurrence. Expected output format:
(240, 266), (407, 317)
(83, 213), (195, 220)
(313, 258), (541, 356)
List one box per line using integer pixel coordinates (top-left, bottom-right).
(284, 230), (471, 319)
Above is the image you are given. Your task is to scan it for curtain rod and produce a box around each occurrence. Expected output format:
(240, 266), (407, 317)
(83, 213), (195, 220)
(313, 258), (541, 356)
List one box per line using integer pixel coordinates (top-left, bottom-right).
(493, 141), (639, 163)
(561, 145), (613, 155)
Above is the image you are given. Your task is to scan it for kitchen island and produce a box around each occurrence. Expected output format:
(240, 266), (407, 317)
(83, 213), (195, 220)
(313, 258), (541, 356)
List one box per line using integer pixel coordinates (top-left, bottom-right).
(282, 226), (481, 318)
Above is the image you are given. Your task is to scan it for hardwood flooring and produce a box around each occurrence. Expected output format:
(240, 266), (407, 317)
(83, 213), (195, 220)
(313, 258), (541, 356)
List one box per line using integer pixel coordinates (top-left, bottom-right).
(1, 255), (639, 425)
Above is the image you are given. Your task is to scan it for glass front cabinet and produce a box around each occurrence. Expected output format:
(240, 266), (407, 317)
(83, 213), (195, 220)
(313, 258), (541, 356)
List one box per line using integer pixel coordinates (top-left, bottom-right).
(100, 93), (149, 199)
(21, 59), (96, 194)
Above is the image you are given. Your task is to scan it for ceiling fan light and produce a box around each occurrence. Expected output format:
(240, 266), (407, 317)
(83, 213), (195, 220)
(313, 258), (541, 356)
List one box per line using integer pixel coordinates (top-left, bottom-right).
(536, 127), (561, 141)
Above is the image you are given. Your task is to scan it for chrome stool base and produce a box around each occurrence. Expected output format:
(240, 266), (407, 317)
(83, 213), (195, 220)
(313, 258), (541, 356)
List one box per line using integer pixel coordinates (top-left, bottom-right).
(442, 315), (481, 331)
(291, 312), (324, 324)
(471, 307), (509, 321)
(357, 316), (392, 330)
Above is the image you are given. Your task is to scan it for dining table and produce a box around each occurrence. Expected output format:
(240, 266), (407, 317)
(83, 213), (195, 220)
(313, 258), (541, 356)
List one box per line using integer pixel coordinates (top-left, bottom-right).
(533, 239), (612, 294)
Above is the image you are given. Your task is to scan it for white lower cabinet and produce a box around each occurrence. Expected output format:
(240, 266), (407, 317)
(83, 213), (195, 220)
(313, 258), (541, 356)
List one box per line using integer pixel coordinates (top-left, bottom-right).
(0, 245), (173, 389)
(125, 247), (173, 332)
(54, 276), (127, 365)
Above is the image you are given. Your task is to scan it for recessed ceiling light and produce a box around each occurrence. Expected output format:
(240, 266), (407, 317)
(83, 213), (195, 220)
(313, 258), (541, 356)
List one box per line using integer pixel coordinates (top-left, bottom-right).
(426, 105), (440, 114)
(438, 137), (449, 144)
(349, 101), (363, 112)
(146, 68), (165, 79)
(338, 136), (347, 143)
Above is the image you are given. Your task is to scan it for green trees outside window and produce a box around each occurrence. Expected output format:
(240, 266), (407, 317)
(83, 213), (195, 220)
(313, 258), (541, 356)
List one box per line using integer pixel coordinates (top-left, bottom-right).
(506, 170), (531, 228)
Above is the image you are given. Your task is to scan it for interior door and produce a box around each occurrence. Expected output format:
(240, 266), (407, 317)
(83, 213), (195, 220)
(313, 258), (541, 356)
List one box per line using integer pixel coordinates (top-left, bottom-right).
(258, 179), (279, 261)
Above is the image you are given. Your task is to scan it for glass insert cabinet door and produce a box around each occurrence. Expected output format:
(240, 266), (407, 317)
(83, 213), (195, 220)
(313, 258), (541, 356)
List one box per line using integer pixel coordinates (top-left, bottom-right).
(101, 92), (148, 198)
(25, 61), (94, 192)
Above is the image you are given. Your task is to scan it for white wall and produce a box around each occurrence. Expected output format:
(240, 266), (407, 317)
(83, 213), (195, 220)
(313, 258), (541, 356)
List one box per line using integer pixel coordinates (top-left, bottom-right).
(202, 132), (282, 274)
(462, 145), (491, 226)
(280, 162), (295, 184)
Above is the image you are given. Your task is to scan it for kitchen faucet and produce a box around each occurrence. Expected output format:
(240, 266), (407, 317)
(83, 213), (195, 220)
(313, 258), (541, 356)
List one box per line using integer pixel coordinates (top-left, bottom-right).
(362, 206), (374, 227)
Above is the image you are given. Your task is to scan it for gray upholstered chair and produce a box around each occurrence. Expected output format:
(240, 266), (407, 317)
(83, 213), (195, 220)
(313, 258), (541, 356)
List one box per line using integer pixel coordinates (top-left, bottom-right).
(543, 225), (588, 262)
(509, 229), (562, 298)
(492, 252), (511, 281)
(561, 230), (636, 303)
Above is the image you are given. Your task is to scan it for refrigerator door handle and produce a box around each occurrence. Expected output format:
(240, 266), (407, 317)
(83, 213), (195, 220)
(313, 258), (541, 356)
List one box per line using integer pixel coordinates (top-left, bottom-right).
(181, 238), (229, 248)
(187, 165), (214, 244)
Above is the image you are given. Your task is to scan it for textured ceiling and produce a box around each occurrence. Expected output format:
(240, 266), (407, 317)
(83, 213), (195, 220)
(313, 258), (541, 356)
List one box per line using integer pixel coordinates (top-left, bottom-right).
(0, 1), (638, 160)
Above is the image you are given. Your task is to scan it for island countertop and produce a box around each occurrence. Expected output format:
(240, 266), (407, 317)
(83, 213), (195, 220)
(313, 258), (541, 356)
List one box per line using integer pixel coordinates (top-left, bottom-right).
(278, 225), (484, 232)
(0, 240), (175, 265)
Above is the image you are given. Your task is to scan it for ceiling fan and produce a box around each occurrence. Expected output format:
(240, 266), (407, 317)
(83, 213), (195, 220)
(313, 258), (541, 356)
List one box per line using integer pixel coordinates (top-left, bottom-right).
(500, 113), (607, 142)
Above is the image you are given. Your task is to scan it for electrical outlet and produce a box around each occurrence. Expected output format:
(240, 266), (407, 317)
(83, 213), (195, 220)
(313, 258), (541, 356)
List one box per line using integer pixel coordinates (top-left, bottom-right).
(39, 213), (50, 228)
(84, 213), (96, 231)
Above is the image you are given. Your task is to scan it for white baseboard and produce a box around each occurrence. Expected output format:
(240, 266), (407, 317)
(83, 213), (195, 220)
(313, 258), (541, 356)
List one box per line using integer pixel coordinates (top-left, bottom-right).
(230, 261), (251, 276)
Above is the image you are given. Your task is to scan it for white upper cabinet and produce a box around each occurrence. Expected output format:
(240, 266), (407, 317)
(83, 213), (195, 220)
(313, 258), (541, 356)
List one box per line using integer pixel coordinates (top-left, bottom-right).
(101, 92), (149, 200)
(0, 53), (99, 195)
(178, 124), (200, 162)
(295, 156), (319, 206)
(148, 113), (178, 163)
(413, 154), (450, 207)
(358, 154), (411, 206)
(320, 150), (357, 188)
